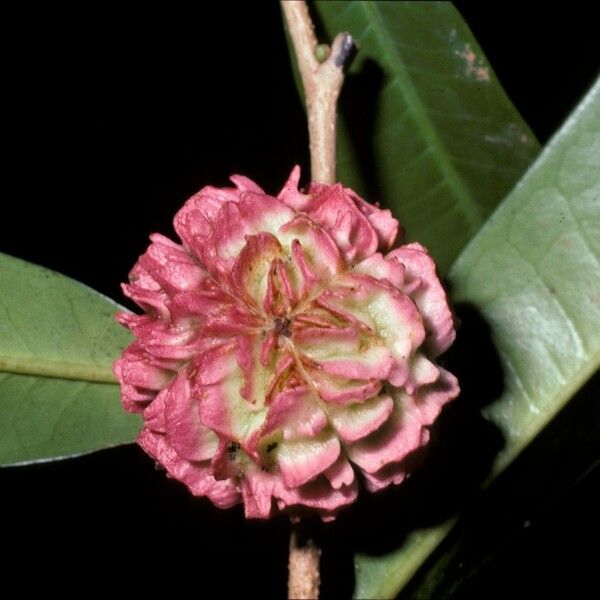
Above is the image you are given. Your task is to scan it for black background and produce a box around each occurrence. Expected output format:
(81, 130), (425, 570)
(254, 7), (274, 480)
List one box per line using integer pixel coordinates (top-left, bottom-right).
(2, 2), (599, 599)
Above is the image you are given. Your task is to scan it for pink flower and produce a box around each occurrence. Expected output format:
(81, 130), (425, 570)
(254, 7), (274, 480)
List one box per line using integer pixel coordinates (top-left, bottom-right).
(114, 166), (459, 520)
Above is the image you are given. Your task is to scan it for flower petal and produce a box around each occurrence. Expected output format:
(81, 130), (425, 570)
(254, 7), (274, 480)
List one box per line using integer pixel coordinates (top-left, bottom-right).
(164, 370), (219, 462)
(262, 386), (328, 441)
(342, 186), (399, 251)
(274, 474), (358, 515)
(142, 387), (168, 432)
(276, 433), (340, 488)
(318, 273), (426, 386)
(354, 252), (406, 287)
(346, 404), (426, 474)
(138, 233), (206, 293)
(122, 283), (169, 320)
(413, 367), (460, 422)
(309, 370), (382, 405)
(240, 469), (275, 519)
(175, 189), (294, 282)
(138, 428), (240, 509)
(278, 166), (399, 264)
(295, 325), (393, 381)
(231, 232), (285, 312)
(388, 242), (455, 356)
(327, 394), (394, 442)
(114, 343), (173, 391)
(361, 461), (409, 493)
(304, 183), (379, 264)
(195, 346), (267, 444)
(324, 457), (355, 489)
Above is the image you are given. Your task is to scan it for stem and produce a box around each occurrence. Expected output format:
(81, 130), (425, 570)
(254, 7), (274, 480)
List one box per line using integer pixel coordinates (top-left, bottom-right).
(281, 3), (353, 596)
(288, 526), (321, 600)
(281, 0), (353, 184)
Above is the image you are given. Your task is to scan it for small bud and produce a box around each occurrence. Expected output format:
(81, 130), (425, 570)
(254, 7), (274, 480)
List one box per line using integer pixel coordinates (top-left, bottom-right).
(315, 43), (330, 63)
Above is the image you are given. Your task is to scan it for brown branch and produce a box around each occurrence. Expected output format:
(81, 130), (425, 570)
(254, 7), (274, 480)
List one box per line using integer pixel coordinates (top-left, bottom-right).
(288, 527), (322, 599)
(281, 0), (354, 184)
(281, 3), (353, 597)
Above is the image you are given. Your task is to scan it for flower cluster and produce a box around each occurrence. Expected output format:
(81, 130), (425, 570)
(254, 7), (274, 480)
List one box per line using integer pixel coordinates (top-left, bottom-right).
(114, 167), (458, 520)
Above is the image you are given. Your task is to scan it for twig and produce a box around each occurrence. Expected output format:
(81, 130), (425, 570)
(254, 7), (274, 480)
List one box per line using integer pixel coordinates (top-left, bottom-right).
(288, 527), (321, 599)
(281, 0), (354, 184)
(281, 3), (353, 597)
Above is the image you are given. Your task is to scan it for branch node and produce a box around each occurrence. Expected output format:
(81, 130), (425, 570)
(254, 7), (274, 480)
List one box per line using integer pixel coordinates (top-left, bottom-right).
(333, 33), (354, 67)
(282, 0), (353, 184)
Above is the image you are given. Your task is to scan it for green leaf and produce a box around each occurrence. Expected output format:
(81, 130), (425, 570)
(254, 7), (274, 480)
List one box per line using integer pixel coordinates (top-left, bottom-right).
(0, 253), (140, 465)
(401, 372), (600, 600)
(352, 78), (600, 599)
(308, 1), (540, 273)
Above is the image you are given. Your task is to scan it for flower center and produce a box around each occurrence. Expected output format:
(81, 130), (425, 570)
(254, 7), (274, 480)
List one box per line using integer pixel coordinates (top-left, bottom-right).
(273, 316), (292, 337)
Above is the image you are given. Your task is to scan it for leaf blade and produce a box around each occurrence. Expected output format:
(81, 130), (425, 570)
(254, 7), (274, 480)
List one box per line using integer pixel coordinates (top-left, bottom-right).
(353, 77), (600, 599)
(311, 0), (540, 272)
(0, 373), (140, 466)
(451, 78), (600, 470)
(0, 253), (140, 465)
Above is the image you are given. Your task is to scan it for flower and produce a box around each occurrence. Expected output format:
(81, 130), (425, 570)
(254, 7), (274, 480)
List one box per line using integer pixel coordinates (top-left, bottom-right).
(114, 166), (459, 520)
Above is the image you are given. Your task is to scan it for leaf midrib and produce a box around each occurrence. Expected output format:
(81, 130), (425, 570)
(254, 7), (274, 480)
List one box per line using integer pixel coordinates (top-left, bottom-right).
(0, 355), (117, 384)
(358, 1), (484, 229)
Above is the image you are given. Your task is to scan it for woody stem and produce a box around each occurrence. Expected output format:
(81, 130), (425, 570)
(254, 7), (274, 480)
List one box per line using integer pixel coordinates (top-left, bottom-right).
(281, 0), (353, 185)
(281, 2), (354, 598)
(288, 526), (322, 600)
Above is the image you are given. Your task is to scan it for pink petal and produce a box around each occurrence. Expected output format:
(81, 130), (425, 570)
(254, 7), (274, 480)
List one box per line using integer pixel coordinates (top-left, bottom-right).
(128, 262), (161, 292)
(178, 191), (294, 278)
(327, 394), (394, 442)
(122, 283), (169, 320)
(278, 167), (399, 262)
(343, 186), (399, 251)
(404, 353), (440, 395)
(167, 285), (234, 321)
(414, 367), (460, 422)
(116, 381), (155, 413)
(277, 165), (307, 211)
(262, 386), (328, 441)
(309, 370), (382, 405)
(195, 348), (267, 443)
(346, 405), (425, 474)
(324, 457), (355, 489)
(138, 233), (206, 293)
(276, 434), (341, 487)
(295, 325), (394, 381)
(231, 232), (285, 312)
(319, 273), (426, 386)
(120, 315), (199, 361)
(354, 252), (406, 287)
(279, 215), (343, 297)
(240, 469), (275, 519)
(229, 174), (265, 194)
(142, 387), (168, 432)
(304, 183), (379, 265)
(274, 474), (358, 515)
(115, 345), (173, 390)
(240, 465), (358, 520)
(235, 335), (273, 406)
(362, 461), (409, 492)
(387, 242), (455, 357)
(138, 428), (241, 509)
(192, 343), (237, 386)
(164, 370), (218, 462)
